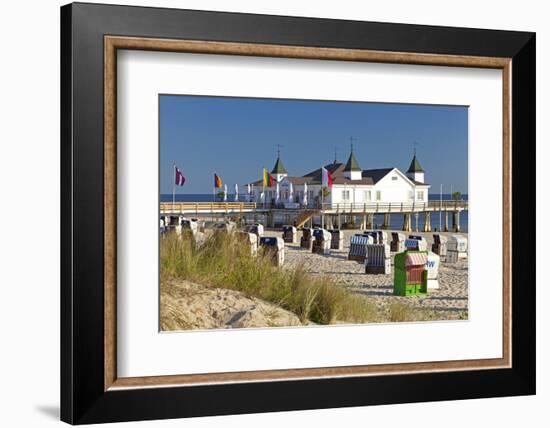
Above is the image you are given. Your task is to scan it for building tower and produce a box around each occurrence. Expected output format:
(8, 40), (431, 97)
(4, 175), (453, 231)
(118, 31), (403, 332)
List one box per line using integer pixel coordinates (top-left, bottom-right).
(406, 150), (425, 183)
(271, 148), (288, 182)
(343, 144), (362, 180)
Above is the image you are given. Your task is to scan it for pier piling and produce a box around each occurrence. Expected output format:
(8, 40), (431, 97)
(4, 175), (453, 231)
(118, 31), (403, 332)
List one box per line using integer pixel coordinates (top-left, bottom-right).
(382, 213), (391, 229)
(423, 212), (432, 232)
(402, 213), (412, 232)
(452, 211), (461, 232)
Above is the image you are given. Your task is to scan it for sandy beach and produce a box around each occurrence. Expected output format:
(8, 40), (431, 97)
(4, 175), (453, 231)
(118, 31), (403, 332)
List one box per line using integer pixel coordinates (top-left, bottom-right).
(263, 229), (469, 321)
(160, 227), (469, 331)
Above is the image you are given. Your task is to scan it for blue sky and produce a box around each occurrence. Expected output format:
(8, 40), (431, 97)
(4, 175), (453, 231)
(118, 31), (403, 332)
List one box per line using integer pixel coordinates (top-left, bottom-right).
(160, 95), (468, 195)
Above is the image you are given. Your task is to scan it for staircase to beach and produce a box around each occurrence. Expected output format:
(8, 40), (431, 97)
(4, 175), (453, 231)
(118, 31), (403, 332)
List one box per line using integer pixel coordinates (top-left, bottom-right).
(295, 209), (318, 228)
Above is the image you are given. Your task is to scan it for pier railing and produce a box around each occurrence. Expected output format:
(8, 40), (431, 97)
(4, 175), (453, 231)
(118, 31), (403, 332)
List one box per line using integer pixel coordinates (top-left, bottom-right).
(320, 200), (468, 213)
(160, 202), (258, 215)
(160, 200), (467, 215)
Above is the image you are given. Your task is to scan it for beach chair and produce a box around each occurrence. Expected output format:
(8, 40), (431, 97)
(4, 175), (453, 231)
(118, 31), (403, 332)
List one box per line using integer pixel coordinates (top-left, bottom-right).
(376, 230), (389, 245)
(447, 235), (468, 257)
(181, 218), (198, 234)
(246, 223), (264, 238)
(432, 234), (448, 259)
(426, 251), (441, 289)
(212, 221), (236, 234)
(446, 235), (467, 262)
(362, 231), (380, 244)
(405, 237), (428, 251)
(236, 231), (258, 256)
(348, 234), (373, 263)
(393, 251), (428, 296)
(364, 244), (391, 274)
(312, 228), (331, 255)
(175, 217), (198, 237)
(259, 236), (285, 267)
(328, 229), (344, 250)
(282, 225), (297, 244)
(164, 215), (178, 232)
(300, 228), (313, 250)
(391, 232), (406, 253)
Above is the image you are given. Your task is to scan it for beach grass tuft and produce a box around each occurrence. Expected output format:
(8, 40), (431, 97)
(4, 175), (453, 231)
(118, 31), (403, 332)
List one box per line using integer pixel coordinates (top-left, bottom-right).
(388, 302), (417, 322)
(160, 231), (378, 325)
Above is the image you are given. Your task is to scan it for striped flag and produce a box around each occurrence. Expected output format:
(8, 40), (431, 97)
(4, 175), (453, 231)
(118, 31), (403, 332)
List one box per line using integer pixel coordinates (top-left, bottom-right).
(322, 166), (333, 188)
(262, 168), (274, 187)
(214, 173), (222, 188)
(174, 166), (186, 186)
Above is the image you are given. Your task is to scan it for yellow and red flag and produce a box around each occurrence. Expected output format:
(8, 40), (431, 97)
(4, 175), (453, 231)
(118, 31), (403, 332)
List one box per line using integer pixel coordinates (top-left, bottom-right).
(262, 168), (274, 187)
(214, 173), (222, 188)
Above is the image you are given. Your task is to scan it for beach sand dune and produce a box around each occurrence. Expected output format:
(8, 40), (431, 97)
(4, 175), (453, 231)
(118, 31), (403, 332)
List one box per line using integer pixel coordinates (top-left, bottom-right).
(161, 279), (304, 331)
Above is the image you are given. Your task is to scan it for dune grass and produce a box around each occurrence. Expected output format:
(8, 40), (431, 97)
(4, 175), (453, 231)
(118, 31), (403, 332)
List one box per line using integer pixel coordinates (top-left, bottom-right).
(160, 231), (378, 325)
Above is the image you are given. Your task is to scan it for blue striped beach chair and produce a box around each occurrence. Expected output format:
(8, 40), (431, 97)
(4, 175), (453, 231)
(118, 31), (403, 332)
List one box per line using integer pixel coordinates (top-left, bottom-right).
(365, 244), (392, 274)
(405, 238), (428, 251)
(348, 235), (373, 262)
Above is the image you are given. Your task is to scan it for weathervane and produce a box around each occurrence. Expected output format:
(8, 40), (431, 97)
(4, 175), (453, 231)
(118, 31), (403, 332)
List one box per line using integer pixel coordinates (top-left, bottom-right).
(413, 141), (419, 156)
(349, 136), (358, 152)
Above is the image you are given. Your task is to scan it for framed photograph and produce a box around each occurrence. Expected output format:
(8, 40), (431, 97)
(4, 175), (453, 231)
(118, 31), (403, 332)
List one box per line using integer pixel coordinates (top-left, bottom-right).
(61, 2), (535, 424)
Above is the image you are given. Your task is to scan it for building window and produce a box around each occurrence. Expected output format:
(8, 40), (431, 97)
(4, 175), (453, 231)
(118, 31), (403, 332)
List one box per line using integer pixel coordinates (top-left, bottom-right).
(376, 191), (381, 201)
(392, 176), (398, 181)
(364, 190), (371, 201)
(342, 190), (350, 201)
(417, 190), (424, 201)
(409, 190), (414, 200)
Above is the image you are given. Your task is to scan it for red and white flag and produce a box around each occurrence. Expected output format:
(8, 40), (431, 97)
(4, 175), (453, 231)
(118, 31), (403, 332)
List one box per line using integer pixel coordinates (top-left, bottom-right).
(321, 167), (333, 188)
(175, 166), (186, 186)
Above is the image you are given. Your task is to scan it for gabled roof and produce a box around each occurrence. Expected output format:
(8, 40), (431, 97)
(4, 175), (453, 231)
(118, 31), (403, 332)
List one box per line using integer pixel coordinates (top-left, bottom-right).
(371, 167), (430, 186)
(407, 154), (424, 173)
(247, 176), (315, 186)
(247, 164), (429, 186)
(362, 168), (394, 183)
(303, 163), (373, 185)
(271, 157), (287, 174)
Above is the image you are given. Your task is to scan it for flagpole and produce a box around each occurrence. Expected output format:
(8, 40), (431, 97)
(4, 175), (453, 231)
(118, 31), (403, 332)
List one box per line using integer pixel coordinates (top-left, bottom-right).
(439, 184), (443, 232)
(321, 167), (325, 210)
(172, 163), (176, 212)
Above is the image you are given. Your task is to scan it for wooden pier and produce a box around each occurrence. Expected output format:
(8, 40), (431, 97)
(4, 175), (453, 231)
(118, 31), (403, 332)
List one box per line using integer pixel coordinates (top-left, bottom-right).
(160, 200), (468, 232)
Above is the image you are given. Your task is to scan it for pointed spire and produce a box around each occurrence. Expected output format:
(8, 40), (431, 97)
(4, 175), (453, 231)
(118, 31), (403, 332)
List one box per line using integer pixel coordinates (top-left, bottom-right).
(344, 141), (361, 172)
(271, 145), (288, 174)
(407, 152), (424, 173)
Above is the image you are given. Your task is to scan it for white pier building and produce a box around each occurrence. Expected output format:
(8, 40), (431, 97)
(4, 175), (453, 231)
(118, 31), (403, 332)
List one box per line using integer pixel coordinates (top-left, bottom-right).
(248, 148), (431, 209)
